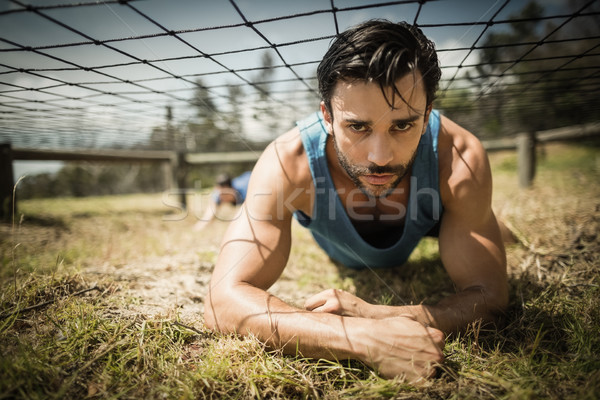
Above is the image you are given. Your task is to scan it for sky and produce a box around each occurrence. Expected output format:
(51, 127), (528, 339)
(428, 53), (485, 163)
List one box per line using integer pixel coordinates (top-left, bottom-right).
(0, 0), (574, 176)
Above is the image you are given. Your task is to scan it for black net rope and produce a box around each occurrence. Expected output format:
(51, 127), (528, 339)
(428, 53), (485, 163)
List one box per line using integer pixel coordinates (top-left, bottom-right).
(0, 0), (599, 151)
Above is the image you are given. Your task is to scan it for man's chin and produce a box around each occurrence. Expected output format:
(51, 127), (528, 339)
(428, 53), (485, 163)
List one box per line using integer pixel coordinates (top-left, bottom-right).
(357, 176), (402, 198)
(358, 183), (395, 198)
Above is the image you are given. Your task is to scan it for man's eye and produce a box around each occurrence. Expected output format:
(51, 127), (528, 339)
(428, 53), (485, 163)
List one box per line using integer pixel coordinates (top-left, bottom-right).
(349, 124), (367, 132)
(394, 122), (412, 131)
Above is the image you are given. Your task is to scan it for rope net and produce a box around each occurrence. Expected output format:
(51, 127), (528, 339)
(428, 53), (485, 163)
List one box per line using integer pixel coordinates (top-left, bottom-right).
(1, 0), (599, 151)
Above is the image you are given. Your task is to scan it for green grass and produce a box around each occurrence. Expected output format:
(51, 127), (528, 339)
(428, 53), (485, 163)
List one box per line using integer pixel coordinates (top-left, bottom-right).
(1, 141), (599, 399)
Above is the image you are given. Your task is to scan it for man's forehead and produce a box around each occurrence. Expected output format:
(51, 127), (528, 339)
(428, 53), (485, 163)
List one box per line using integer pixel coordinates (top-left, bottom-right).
(332, 73), (427, 107)
(330, 76), (427, 118)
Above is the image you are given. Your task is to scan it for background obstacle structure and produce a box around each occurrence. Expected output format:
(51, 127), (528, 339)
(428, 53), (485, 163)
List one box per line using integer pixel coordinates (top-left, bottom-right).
(0, 0), (599, 218)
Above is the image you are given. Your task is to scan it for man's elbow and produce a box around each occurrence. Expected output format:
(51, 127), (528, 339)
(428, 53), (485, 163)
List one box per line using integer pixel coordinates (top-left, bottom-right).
(484, 283), (509, 322)
(497, 286), (509, 312)
(203, 290), (217, 331)
(203, 286), (226, 332)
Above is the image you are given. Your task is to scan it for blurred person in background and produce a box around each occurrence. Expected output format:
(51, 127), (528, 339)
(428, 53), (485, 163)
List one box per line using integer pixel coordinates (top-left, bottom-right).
(193, 171), (251, 231)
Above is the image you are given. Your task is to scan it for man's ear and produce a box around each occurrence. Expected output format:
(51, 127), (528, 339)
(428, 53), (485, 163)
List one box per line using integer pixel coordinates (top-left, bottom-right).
(320, 101), (333, 134)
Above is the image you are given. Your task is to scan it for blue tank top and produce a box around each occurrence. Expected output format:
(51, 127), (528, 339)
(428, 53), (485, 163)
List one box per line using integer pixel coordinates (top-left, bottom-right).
(294, 110), (443, 269)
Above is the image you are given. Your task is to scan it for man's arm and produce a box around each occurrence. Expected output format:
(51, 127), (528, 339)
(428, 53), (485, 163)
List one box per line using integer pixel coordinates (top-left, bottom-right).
(304, 116), (508, 333)
(203, 133), (444, 381)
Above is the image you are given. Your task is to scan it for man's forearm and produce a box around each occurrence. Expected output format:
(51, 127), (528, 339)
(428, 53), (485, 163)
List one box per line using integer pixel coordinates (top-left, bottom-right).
(204, 283), (445, 380)
(205, 283), (360, 360)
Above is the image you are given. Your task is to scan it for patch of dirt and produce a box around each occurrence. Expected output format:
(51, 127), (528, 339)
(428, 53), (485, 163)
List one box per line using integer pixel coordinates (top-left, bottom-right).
(85, 254), (214, 321)
(77, 217), (333, 323)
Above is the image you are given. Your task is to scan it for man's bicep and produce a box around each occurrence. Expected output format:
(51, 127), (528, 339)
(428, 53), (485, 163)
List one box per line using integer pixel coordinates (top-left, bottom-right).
(211, 146), (296, 292)
(212, 206), (292, 291)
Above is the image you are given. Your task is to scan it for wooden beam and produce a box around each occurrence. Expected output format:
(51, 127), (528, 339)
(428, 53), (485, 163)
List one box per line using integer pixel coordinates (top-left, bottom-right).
(536, 122), (600, 143)
(185, 151), (260, 165)
(482, 138), (518, 151)
(482, 122), (600, 152)
(10, 148), (263, 165)
(11, 148), (175, 162)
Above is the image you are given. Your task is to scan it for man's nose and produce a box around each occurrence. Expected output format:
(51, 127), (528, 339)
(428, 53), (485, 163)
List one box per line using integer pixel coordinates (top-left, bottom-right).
(366, 134), (394, 166)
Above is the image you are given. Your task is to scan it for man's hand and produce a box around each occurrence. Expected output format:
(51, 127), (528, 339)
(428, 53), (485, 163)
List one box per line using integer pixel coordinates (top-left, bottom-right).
(348, 314), (445, 381)
(305, 289), (445, 381)
(304, 288), (370, 317)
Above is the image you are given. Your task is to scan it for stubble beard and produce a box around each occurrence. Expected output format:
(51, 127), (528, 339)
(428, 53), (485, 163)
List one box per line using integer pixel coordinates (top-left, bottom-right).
(331, 129), (418, 199)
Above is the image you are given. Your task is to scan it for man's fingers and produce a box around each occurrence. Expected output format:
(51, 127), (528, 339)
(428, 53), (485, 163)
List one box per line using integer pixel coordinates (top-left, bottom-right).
(304, 289), (347, 314)
(304, 289), (342, 309)
(303, 291), (328, 310)
(398, 313), (417, 320)
(426, 327), (445, 349)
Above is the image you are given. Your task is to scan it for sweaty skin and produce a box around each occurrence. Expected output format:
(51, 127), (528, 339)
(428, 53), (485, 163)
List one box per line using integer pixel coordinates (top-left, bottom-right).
(204, 73), (507, 382)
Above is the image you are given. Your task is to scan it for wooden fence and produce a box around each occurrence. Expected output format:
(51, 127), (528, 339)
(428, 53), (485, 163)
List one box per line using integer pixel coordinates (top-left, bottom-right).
(482, 122), (600, 188)
(1, 122), (598, 221)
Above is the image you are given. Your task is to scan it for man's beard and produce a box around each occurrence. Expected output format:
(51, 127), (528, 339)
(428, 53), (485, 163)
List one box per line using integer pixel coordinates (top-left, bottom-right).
(332, 130), (418, 198)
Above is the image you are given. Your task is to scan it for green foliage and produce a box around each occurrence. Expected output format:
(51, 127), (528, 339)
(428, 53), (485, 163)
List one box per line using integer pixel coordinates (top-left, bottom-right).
(16, 163), (168, 200)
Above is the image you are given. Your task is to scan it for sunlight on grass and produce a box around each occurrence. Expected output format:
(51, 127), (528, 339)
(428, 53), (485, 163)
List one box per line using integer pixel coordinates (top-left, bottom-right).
(1, 141), (599, 399)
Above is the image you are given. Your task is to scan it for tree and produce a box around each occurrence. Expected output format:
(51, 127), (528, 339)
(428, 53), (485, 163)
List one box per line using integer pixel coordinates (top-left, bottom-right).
(224, 83), (244, 138)
(251, 51), (282, 137)
(467, 0), (599, 135)
(186, 79), (221, 151)
(464, 1), (546, 136)
(185, 78), (249, 152)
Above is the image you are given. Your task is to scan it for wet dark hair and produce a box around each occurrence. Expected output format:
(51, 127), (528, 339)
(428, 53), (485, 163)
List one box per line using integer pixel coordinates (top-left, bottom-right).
(317, 19), (441, 114)
(215, 173), (232, 187)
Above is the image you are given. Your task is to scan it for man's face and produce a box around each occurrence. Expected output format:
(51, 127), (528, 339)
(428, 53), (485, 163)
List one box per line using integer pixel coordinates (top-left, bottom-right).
(322, 72), (431, 198)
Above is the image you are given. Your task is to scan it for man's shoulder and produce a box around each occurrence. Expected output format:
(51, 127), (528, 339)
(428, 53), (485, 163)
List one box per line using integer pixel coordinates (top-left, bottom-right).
(437, 115), (492, 207)
(272, 126), (308, 160)
(438, 115), (486, 158)
(253, 126), (314, 196)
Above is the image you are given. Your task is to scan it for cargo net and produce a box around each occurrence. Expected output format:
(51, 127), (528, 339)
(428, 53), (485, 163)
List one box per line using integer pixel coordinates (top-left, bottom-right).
(1, 0), (599, 151)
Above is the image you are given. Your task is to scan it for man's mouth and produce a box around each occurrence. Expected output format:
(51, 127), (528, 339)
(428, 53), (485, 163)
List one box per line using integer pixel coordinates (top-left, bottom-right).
(362, 174), (395, 186)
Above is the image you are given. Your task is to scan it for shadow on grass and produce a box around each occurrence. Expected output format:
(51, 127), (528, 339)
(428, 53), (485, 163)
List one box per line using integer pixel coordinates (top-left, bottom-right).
(487, 275), (598, 366)
(330, 250), (453, 308)
(19, 214), (70, 229)
(330, 238), (599, 382)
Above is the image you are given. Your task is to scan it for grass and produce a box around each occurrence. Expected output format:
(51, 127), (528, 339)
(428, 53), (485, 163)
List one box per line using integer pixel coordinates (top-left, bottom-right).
(1, 141), (599, 399)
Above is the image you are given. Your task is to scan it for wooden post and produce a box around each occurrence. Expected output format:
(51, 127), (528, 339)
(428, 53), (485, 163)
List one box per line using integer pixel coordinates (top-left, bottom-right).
(0, 143), (15, 222)
(164, 105), (188, 210)
(173, 151), (188, 211)
(517, 131), (536, 188)
(162, 160), (173, 191)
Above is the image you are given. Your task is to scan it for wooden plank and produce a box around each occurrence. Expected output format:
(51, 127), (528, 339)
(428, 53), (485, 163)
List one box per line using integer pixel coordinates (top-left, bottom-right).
(11, 148), (175, 162)
(482, 122), (599, 152)
(482, 138), (517, 151)
(536, 122), (600, 142)
(10, 148), (263, 165)
(185, 151), (260, 165)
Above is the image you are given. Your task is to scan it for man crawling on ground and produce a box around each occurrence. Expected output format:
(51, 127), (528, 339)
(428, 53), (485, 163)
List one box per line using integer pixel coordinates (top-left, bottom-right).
(204, 19), (508, 382)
